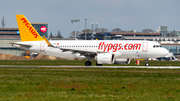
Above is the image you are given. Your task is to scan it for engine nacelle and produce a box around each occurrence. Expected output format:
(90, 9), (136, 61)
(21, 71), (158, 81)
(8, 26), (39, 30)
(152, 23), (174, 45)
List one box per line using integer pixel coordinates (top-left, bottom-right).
(114, 58), (131, 64)
(96, 53), (115, 64)
(75, 53), (86, 59)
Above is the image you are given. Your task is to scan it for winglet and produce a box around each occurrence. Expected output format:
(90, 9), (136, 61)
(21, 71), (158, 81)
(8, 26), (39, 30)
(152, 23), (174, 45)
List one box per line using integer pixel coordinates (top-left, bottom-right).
(43, 36), (53, 47)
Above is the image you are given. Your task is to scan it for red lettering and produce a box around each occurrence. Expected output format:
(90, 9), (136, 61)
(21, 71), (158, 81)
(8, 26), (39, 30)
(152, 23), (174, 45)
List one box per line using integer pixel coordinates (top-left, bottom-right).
(128, 44), (133, 50)
(124, 44), (128, 50)
(25, 23), (30, 28)
(101, 42), (105, 50)
(98, 42), (102, 50)
(98, 42), (105, 50)
(21, 17), (39, 38)
(101, 42), (106, 49)
(103, 44), (109, 52)
(118, 43), (122, 50)
(107, 44), (113, 52)
(21, 18), (27, 23)
(32, 32), (38, 38)
(30, 29), (39, 38)
(112, 43), (118, 52)
(133, 43), (141, 50)
(98, 42), (141, 52)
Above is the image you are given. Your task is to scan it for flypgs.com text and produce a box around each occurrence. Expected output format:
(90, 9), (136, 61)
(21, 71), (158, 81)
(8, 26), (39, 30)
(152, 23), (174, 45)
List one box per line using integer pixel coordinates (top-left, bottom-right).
(21, 18), (39, 38)
(98, 42), (141, 52)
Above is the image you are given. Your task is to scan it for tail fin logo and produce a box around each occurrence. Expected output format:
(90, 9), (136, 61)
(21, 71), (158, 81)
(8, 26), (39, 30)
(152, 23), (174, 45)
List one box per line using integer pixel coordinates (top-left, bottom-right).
(21, 18), (39, 38)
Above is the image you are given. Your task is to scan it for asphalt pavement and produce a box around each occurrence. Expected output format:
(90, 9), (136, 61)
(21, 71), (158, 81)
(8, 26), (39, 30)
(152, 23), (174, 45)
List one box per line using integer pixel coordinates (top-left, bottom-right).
(0, 65), (180, 69)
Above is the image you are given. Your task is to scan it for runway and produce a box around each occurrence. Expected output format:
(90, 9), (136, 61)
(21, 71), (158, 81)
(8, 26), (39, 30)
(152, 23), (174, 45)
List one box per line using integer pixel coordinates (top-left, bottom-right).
(0, 65), (180, 69)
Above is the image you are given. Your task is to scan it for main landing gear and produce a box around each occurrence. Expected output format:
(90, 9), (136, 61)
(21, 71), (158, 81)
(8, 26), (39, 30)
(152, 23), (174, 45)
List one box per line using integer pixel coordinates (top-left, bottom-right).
(145, 58), (149, 66)
(85, 61), (102, 66)
(85, 61), (92, 66)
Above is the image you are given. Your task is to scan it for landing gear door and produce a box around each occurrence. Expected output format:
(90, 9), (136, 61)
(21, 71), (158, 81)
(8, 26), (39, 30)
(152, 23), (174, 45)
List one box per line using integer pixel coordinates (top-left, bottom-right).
(142, 42), (148, 52)
(40, 42), (45, 52)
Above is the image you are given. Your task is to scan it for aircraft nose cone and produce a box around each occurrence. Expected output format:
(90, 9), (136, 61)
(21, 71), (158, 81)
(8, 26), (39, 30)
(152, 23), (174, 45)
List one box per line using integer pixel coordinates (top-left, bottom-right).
(163, 48), (169, 55)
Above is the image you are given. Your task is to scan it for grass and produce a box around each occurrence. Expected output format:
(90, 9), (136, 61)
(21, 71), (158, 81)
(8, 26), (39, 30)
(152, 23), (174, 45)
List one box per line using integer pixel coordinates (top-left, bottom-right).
(0, 67), (180, 100)
(0, 60), (180, 100)
(0, 59), (179, 66)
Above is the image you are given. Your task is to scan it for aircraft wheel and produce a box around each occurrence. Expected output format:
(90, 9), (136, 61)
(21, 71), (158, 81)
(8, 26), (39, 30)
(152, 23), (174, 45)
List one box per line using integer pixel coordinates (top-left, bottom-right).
(145, 58), (149, 66)
(85, 61), (92, 66)
(145, 63), (149, 66)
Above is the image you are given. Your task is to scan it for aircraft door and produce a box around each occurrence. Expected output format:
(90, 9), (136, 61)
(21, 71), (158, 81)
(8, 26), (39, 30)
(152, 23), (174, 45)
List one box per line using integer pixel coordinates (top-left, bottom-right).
(40, 42), (45, 52)
(142, 42), (148, 52)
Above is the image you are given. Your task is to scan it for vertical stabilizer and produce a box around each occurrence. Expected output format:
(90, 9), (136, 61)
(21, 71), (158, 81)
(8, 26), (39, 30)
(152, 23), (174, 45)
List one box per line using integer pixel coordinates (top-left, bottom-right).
(16, 15), (44, 41)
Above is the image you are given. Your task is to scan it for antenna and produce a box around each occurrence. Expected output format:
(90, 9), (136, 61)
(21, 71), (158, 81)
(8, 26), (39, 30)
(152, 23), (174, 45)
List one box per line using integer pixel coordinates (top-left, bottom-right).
(1, 16), (6, 28)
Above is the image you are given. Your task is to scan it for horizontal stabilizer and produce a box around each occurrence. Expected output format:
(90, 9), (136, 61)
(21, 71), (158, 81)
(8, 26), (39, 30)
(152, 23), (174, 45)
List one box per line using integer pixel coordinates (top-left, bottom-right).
(10, 42), (32, 49)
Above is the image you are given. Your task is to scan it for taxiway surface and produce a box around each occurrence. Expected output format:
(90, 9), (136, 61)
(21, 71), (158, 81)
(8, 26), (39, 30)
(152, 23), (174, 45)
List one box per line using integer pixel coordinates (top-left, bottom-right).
(0, 65), (180, 69)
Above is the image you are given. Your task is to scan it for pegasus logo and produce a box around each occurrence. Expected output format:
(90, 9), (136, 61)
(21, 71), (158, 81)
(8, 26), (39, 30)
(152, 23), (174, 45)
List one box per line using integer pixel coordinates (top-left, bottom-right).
(21, 18), (39, 38)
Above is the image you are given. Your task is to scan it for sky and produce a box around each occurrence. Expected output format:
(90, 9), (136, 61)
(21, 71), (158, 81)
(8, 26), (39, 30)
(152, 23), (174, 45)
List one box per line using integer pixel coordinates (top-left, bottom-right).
(0, 0), (180, 38)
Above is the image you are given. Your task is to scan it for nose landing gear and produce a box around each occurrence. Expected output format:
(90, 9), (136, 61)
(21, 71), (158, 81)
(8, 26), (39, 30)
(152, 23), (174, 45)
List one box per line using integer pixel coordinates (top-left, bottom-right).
(145, 58), (149, 66)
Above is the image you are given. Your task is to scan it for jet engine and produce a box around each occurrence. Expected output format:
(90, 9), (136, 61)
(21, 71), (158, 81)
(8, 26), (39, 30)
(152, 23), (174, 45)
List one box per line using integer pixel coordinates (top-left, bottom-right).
(114, 58), (131, 64)
(96, 53), (115, 64)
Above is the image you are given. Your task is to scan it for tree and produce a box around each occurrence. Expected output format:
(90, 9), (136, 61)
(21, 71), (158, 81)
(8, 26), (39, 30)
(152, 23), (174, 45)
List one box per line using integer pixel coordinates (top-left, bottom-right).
(82, 29), (92, 33)
(96, 28), (109, 33)
(69, 31), (80, 38)
(49, 31), (53, 38)
(142, 29), (154, 33)
(57, 31), (63, 38)
(111, 28), (122, 33)
(69, 31), (75, 38)
(49, 31), (63, 38)
(126, 30), (134, 33)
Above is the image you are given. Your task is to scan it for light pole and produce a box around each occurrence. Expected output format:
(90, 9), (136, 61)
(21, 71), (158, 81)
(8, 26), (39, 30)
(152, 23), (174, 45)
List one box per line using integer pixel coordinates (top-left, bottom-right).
(91, 22), (94, 40)
(71, 18), (80, 40)
(85, 18), (87, 40)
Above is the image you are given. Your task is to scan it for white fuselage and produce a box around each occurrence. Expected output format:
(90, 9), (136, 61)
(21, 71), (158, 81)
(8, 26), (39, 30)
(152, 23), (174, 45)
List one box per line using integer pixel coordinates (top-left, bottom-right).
(13, 40), (169, 59)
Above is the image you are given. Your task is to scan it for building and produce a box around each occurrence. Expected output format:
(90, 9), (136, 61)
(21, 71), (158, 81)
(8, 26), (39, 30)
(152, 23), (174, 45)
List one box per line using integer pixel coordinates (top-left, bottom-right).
(0, 28), (24, 56)
(78, 32), (111, 40)
(174, 30), (180, 37)
(78, 32), (161, 40)
(0, 38), (25, 56)
(31, 23), (48, 38)
(160, 25), (168, 37)
(0, 28), (20, 38)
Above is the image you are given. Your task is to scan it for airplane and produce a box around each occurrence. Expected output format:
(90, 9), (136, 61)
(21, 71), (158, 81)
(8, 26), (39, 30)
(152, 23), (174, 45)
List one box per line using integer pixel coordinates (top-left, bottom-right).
(12, 15), (169, 66)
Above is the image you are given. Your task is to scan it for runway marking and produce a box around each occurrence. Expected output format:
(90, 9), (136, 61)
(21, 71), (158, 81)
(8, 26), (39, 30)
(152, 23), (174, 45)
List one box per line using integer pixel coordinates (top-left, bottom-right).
(0, 65), (180, 69)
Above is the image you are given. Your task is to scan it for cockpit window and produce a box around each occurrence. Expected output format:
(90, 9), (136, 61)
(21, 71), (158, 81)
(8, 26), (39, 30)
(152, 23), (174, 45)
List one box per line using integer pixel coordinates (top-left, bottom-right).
(153, 45), (162, 48)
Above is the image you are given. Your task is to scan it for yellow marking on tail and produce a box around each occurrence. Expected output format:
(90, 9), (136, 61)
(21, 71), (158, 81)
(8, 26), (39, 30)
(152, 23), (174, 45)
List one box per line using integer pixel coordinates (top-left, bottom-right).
(16, 15), (44, 41)
(43, 36), (53, 47)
